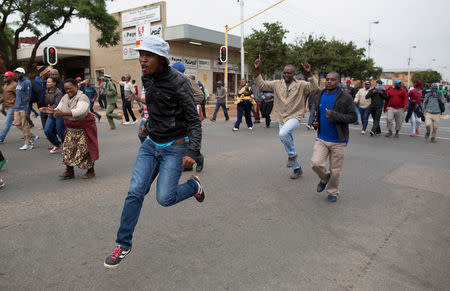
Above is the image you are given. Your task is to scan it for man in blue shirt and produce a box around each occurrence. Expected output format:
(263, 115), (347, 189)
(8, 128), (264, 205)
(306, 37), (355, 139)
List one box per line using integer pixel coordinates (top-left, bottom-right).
(13, 67), (38, 150)
(311, 72), (357, 202)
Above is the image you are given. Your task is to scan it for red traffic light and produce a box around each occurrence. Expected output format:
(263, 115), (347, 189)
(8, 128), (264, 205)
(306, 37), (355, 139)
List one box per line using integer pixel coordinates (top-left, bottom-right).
(49, 48), (55, 53)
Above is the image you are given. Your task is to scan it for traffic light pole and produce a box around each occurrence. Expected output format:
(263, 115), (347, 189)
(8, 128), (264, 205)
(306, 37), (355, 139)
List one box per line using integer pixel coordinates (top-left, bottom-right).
(223, 0), (285, 100)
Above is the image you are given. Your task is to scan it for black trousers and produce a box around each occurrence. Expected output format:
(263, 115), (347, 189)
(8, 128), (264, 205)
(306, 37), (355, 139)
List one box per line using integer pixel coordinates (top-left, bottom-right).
(370, 106), (382, 134)
(261, 102), (274, 126)
(122, 98), (136, 122)
(99, 94), (107, 108)
(200, 98), (207, 118)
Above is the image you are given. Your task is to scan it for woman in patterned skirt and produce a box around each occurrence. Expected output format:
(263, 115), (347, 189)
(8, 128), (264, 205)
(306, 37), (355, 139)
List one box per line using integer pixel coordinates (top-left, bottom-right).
(41, 79), (99, 179)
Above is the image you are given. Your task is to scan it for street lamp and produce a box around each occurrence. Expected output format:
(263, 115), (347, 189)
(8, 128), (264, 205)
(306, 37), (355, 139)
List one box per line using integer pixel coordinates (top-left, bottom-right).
(368, 21), (379, 59)
(407, 45), (416, 89)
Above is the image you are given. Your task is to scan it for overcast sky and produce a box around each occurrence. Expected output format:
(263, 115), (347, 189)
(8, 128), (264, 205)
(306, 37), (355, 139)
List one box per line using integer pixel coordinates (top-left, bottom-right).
(60, 0), (450, 80)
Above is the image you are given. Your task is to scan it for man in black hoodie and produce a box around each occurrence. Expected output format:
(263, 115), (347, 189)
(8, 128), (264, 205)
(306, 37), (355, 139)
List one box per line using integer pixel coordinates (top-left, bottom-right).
(365, 80), (387, 136)
(311, 72), (357, 202)
(105, 36), (205, 269)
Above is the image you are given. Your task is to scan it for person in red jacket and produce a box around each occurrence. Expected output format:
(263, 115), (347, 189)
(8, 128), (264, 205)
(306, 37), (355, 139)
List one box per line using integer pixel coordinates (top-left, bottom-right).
(384, 80), (408, 138)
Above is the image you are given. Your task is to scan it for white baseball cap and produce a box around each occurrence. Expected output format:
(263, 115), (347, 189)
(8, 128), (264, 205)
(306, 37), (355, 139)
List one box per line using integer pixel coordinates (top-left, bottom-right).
(104, 74), (111, 79)
(135, 36), (169, 62)
(14, 67), (25, 74)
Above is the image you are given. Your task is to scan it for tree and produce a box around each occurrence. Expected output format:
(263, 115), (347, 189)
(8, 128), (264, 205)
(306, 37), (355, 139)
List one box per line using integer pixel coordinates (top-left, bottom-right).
(0, 0), (119, 71)
(244, 22), (289, 78)
(411, 70), (442, 84)
(289, 34), (382, 80)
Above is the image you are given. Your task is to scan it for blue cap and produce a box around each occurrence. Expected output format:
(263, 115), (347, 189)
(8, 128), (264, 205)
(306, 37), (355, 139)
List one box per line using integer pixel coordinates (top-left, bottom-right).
(197, 81), (202, 85)
(394, 80), (401, 84)
(171, 62), (185, 73)
(135, 36), (170, 62)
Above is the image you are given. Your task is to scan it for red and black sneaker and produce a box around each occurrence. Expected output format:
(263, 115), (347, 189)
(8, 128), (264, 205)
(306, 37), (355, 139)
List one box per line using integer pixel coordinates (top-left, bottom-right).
(192, 175), (205, 203)
(104, 246), (131, 269)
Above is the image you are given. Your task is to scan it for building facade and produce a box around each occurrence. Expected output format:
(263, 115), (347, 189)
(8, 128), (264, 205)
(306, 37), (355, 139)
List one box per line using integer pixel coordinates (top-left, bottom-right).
(89, 1), (245, 100)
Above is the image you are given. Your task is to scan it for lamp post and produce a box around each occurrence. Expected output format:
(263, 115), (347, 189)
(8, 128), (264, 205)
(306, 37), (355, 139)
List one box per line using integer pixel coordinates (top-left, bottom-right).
(368, 21), (379, 59)
(407, 45), (416, 89)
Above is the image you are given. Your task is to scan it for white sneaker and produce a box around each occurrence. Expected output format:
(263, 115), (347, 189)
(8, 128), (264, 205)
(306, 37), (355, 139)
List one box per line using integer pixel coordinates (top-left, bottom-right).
(306, 125), (312, 130)
(50, 145), (62, 154)
(248, 127), (253, 130)
(232, 128), (239, 132)
(19, 144), (33, 150)
(131, 120), (138, 125)
(123, 121), (131, 125)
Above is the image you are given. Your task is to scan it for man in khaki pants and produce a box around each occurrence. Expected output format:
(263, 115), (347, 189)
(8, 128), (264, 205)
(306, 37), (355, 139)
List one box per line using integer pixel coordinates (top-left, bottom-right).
(311, 72), (357, 202)
(13, 68), (37, 150)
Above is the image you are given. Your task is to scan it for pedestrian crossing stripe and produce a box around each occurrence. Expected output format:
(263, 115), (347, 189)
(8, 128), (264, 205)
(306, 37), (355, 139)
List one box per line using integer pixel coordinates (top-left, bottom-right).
(441, 115), (450, 120)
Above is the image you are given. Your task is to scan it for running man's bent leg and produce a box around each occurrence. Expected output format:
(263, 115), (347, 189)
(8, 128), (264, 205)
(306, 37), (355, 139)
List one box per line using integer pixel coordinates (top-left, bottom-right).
(116, 140), (159, 249)
(279, 118), (301, 168)
(311, 138), (331, 183)
(155, 143), (198, 207)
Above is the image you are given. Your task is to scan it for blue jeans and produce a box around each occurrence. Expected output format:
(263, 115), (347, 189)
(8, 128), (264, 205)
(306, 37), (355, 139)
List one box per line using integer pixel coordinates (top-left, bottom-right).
(137, 119), (148, 144)
(355, 106), (360, 124)
(308, 103), (315, 126)
(90, 101), (101, 119)
(0, 108), (14, 141)
(234, 101), (253, 129)
(116, 139), (199, 249)
(212, 102), (229, 120)
(279, 118), (301, 170)
(359, 107), (371, 131)
(44, 115), (66, 147)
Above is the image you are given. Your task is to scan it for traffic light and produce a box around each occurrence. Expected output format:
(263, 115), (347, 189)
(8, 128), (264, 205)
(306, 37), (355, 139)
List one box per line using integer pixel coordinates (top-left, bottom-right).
(219, 46), (228, 63)
(43, 46), (58, 66)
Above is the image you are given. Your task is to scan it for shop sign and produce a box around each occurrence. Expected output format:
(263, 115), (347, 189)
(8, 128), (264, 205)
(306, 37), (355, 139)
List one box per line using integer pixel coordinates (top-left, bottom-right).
(122, 5), (161, 28)
(123, 45), (139, 60)
(184, 57), (198, 69)
(122, 29), (136, 45)
(198, 59), (211, 70)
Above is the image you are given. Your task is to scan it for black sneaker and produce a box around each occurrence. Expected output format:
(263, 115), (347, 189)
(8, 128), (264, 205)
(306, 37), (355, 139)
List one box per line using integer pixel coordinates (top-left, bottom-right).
(290, 167), (303, 179)
(317, 181), (327, 192)
(287, 155), (297, 168)
(195, 154), (204, 172)
(104, 246), (131, 269)
(327, 195), (337, 202)
(192, 175), (205, 202)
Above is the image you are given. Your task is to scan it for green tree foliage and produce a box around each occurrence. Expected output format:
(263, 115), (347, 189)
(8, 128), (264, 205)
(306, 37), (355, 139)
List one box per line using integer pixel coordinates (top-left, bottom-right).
(0, 0), (119, 70)
(244, 22), (289, 77)
(411, 70), (442, 84)
(288, 34), (382, 80)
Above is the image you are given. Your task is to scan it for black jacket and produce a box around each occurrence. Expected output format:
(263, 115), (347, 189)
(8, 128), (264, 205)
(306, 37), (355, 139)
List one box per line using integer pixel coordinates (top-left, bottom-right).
(365, 88), (387, 108)
(314, 88), (357, 142)
(30, 78), (46, 108)
(142, 66), (202, 159)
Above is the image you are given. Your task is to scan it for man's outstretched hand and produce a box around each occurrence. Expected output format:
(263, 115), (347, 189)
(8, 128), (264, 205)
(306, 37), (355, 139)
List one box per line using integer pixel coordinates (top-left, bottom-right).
(254, 54), (261, 76)
(301, 56), (312, 77)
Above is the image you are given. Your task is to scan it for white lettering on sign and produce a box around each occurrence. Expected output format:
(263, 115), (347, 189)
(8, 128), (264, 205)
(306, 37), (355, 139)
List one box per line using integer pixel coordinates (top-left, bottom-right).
(123, 45), (139, 60)
(122, 5), (161, 28)
(198, 59), (211, 70)
(122, 29), (136, 45)
(184, 57), (197, 69)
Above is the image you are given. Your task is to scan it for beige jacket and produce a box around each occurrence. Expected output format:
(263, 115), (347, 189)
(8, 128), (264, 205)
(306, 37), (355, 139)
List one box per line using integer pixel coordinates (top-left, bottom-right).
(255, 74), (318, 123)
(56, 90), (90, 121)
(354, 88), (371, 109)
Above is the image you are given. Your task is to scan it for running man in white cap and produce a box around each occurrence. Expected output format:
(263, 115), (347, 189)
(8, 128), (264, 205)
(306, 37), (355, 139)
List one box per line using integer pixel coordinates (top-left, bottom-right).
(104, 36), (205, 268)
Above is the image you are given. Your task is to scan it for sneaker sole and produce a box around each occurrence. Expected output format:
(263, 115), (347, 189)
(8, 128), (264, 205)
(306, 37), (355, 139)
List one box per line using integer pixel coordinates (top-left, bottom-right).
(104, 262), (121, 269)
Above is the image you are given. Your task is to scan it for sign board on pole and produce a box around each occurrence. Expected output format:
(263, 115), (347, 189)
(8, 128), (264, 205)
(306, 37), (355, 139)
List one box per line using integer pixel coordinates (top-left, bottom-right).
(122, 5), (161, 28)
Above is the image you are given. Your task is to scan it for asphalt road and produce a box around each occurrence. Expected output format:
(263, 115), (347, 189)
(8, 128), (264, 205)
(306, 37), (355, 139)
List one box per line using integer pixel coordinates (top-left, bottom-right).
(0, 108), (449, 290)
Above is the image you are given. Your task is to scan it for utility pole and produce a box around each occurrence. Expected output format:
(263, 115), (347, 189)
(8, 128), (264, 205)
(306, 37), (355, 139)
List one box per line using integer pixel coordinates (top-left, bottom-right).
(368, 21), (379, 59)
(239, 0), (245, 79)
(224, 0), (286, 100)
(407, 45), (416, 89)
